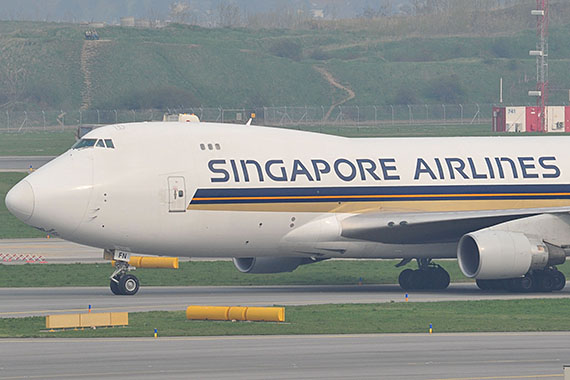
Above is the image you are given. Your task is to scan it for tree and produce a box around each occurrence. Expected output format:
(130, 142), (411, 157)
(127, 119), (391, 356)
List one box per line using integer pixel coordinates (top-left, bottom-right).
(169, 2), (191, 24)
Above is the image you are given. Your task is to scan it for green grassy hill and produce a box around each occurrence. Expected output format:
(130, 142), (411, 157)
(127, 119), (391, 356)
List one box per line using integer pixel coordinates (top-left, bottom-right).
(1, 18), (570, 111)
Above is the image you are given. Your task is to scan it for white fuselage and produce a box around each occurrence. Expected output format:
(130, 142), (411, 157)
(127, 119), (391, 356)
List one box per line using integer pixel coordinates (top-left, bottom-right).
(6, 122), (570, 261)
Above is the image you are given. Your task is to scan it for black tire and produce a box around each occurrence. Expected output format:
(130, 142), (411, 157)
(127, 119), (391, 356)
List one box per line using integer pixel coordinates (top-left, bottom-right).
(409, 270), (427, 290)
(476, 279), (492, 290)
(118, 274), (140, 296)
(552, 270), (566, 291)
(398, 269), (414, 290)
(518, 274), (535, 292)
(434, 267), (450, 290)
(537, 273), (554, 292)
(110, 278), (122, 295)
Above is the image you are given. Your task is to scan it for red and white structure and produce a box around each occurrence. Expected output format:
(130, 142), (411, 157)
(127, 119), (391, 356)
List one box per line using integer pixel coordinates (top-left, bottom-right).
(493, 106), (570, 133)
(492, 1), (561, 133)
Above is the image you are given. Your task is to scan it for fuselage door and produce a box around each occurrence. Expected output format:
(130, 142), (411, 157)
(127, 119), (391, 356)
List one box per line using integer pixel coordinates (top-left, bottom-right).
(168, 176), (187, 213)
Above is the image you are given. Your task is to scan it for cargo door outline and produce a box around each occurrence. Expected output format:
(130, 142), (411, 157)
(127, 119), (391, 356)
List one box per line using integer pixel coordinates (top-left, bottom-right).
(168, 176), (187, 212)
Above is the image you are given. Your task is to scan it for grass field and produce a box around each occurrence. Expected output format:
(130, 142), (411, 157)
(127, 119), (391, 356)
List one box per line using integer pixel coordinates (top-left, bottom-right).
(1, 260), (570, 288)
(0, 260), (458, 287)
(3, 20), (570, 111)
(0, 130), (76, 156)
(1, 299), (569, 338)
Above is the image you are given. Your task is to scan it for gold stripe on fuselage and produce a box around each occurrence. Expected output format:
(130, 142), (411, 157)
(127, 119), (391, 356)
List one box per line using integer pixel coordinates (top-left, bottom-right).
(187, 199), (570, 213)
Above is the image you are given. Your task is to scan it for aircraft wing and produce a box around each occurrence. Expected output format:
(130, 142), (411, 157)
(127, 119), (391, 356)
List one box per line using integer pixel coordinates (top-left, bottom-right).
(340, 207), (570, 245)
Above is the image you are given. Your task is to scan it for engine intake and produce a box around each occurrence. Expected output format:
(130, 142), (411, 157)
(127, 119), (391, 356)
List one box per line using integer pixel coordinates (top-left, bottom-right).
(457, 230), (563, 280)
(233, 257), (313, 274)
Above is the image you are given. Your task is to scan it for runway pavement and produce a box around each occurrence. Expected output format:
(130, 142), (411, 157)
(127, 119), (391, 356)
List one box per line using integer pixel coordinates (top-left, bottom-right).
(0, 238), (209, 264)
(1, 332), (569, 379)
(0, 156), (54, 172)
(1, 283), (570, 318)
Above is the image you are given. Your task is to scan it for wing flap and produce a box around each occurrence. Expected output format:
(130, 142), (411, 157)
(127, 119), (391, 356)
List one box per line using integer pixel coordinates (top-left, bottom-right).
(341, 207), (570, 244)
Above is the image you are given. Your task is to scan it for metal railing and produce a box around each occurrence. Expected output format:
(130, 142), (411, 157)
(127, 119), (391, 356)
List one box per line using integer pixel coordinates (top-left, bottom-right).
(0, 104), (492, 132)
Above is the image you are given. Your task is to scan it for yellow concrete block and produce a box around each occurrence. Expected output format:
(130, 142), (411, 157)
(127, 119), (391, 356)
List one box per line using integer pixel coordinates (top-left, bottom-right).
(110, 312), (129, 326)
(80, 313), (111, 327)
(245, 307), (285, 322)
(186, 306), (229, 321)
(46, 314), (81, 329)
(228, 307), (247, 321)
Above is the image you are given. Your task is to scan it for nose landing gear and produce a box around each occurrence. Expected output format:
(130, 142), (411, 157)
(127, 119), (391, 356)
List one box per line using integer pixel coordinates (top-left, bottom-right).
(107, 250), (140, 295)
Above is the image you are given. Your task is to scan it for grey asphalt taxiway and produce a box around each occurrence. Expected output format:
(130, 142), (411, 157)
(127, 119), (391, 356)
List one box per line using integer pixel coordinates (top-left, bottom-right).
(1, 283), (570, 318)
(0, 156), (54, 172)
(1, 333), (569, 379)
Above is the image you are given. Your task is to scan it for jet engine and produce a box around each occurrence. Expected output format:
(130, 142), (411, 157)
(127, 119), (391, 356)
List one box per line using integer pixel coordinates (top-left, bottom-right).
(457, 230), (565, 280)
(232, 257), (315, 274)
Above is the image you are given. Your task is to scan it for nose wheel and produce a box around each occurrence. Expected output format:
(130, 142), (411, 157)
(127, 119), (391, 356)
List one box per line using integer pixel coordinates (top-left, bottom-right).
(110, 274), (140, 295)
(109, 259), (140, 295)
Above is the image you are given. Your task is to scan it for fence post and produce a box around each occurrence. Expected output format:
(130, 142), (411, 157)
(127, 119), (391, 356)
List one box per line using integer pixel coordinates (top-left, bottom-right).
(79, 110), (82, 127)
(97, 109), (100, 124)
(114, 109), (118, 123)
(476, 103), (480, 124)
(356, 105), (359, 125)
(373, 105), (377, 125)
(42, 110), (46, 130)
(321, 105), (325, 122)
(459, 104), (464, 124)
(408, 104), (412, 125)
(390, 105), (394, 126)
(442, 104), (446, 125)
(424, 104), (429, 121)
(132, 109), (136, 122)
(61, 110), (64, 129)
(5, 111), (8, 131)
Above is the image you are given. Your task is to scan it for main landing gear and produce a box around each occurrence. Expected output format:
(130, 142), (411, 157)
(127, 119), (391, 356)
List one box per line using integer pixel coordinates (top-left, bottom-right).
(476, 267), (566, 293)
(110, 260), (140, 295)
(398, 258), (451, 291)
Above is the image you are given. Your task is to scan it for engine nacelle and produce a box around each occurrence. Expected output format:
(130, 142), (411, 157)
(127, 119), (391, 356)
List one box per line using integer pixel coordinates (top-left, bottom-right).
(232, 257), (313, 274)
(457, 230), (564, 280)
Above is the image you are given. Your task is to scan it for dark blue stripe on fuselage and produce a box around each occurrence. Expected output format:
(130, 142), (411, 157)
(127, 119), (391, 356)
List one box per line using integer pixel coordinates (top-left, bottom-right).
(190, 184), (570, 205)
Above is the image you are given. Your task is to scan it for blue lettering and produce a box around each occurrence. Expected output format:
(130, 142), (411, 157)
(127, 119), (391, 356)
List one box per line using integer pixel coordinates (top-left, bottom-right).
(334, 159), (357, 181)
(242, 160), (264, 182)
(539, 156), (560, 179)
(414, 158), (436, 180)
(265, 160), (287, 182)
(208, 160), (229, 183)
(518, 157), (539, 179)
(467, 157), (487, 179)
(291, 159), (314, 181)
(496, 157), (518, 179)
(379, 158), (400, 180)
(356, 159), (380, 181)
(311, 159), (330, 181)
(484, 157), (495, 179)
(445, 158), (469, 179)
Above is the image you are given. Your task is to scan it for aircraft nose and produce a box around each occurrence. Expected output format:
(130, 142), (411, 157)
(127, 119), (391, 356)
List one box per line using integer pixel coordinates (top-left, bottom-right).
(5, 180), (35, 222)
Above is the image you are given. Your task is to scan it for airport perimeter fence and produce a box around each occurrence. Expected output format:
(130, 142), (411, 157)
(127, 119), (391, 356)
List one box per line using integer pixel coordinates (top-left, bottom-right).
(0, 104), (492, 133)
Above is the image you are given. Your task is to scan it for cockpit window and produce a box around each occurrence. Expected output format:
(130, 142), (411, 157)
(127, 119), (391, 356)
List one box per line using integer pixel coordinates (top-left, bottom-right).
(96, 139), (105, 147)
(104, 139), (115, 148)
(72, 138), (97, 149)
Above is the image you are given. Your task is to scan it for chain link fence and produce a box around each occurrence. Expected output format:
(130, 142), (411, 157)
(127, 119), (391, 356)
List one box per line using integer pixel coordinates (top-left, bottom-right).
(0, 104), (492, 132)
